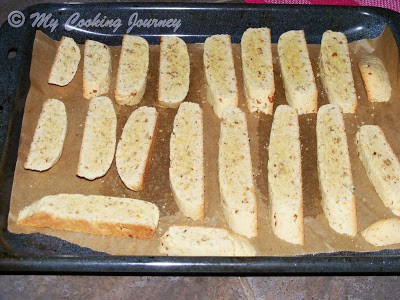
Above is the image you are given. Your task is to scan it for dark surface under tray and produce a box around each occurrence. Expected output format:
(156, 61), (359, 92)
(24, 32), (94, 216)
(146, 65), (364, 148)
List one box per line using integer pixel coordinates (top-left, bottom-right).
(0, 2), (400, 274)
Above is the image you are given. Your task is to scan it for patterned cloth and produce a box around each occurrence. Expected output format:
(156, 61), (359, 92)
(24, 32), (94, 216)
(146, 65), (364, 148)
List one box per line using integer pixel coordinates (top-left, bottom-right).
(244, 0), (400, 12)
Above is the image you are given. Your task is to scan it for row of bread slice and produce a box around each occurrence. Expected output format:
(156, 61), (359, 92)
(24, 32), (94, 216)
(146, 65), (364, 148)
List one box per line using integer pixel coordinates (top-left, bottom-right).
(48, 31), (392, 123)
(24, 97), (157, 192)
(209, 29), (391, 119)
(24, 97), (400, 248)
(272, 103), (400, 247)
(267, 103), (354, 245)
(48, 35), (190, 108)
(270, 103), (400, 246)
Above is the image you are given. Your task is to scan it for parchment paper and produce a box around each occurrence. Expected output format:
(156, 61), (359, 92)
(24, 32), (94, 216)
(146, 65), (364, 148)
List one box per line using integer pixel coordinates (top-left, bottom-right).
(7, 27), (400, 256)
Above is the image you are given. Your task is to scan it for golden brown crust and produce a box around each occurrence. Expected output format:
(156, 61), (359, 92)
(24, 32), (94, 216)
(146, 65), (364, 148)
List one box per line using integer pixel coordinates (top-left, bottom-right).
(199, 108), (205, 220)
(17, 212), (155, 239)
(131, 112), (159, 191)
(358, 56), (391, 103)
(157, 36), (164, 107)
(114, 35), (127, 103)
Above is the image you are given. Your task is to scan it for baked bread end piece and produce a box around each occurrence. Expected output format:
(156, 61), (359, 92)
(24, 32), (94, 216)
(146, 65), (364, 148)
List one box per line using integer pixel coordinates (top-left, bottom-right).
(358, 56), (391, 103)
(48, 36), (81, 86)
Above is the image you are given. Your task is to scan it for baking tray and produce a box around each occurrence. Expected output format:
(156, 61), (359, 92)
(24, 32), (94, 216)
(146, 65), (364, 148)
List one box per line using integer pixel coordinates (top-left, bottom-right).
(1, 2), (400, 274)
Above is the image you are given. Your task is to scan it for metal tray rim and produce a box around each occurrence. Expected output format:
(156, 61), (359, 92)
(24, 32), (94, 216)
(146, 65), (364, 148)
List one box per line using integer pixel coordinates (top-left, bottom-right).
(1, 2), (400, 274)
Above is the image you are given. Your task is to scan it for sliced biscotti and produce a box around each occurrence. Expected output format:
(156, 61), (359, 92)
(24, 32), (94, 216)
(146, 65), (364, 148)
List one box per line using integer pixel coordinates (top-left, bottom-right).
(48, 36), (81, 86)
(115, 35), (149, 106)
(17, 194), (159, 239)
(219, 107), (257, 238)
(268, 105), (304, 245)
(277, 30), (317, 115)
(159, 226), (256, 256)
(116, 106), (158, 191)
(204, 35), (238, 118)
(316, 104), (357, 236)
(170, 102), (204, 220)
(241, 27), (275, 115)
(83, 40), (111, 100)
(319, 30), (357, 113)
(362, 218), (400, 246)
(158, 36), (190, 108)
(355, 125), (400, 216)
(358, 56), (391, 102)
(77, 96), (116, 180)
(24, 99), (67, 171)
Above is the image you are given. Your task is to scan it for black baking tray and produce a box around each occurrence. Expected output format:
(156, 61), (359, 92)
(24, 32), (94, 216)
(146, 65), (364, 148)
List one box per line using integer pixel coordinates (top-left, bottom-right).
(1, 2), (400, 274)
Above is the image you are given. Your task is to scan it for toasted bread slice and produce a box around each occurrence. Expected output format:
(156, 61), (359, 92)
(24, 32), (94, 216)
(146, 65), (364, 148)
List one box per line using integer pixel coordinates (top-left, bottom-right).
(356, 125), (400, 216)
(268, 105), (304, 245)
(362, 218), (400, 246)
(204, 35), (238, 118)
(241, 27), (275, 115)
(319, 30), (357, 113)
(170, 102), (204, 220)
(83, 40), (111, 100)
(48, 36), (81, 86)
(358, 56), (391, 102)
(277, 30), (317, 115)
(115, 35), (149, 106)
(158, 36), (190, 108)
(24, 99), (67, 171)
(116, 106), (158, 191)
(219, 107), (257, 238)
(159, 225), (256, 256)
(17, 194), (159, 239)
(317, 104), (357, 236)
(77, 96), (116, 180)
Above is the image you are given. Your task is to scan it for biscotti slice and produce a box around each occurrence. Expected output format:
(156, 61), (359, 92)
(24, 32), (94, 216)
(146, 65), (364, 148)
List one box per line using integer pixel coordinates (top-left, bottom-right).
(116, 106), (158, 191)
(170, 102), (204, 220)
(204, 35), (238, 118)
(355, 125), (400, 216)
(77, 96), (116, 180)
(358, 56), (391, 102)
(362, 218), (400, 246)
(24, 99), (67, 171)
(241, 27), (275, 115)
(48, 36), (81, 86)
(158, 36), (190, 108)
(319, 30), (357, 113)
(268, 105), (304, 245)
(83, 40), (111, 99)
(219, 107), (257, 238)
(159, 226), (256, 256)
(17, 194), (159, 239)
(316, 104), (357, 236)
(115, 35), (149, 106)
(278, 30), (317, 115)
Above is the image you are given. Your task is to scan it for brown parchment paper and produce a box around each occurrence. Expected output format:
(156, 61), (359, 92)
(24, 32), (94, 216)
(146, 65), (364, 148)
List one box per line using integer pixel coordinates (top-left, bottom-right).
(7, 27), (400, 256)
